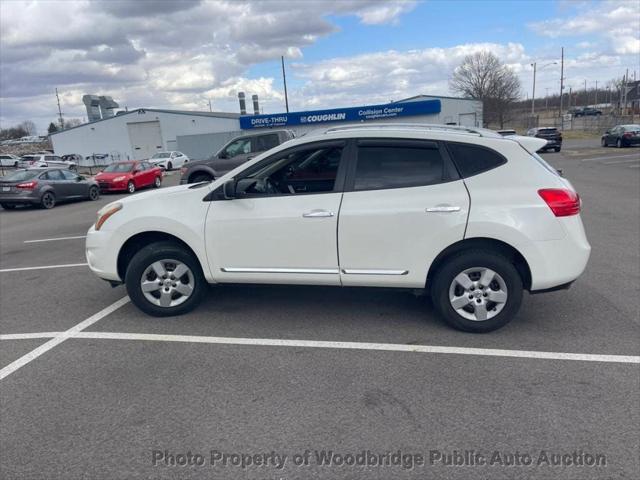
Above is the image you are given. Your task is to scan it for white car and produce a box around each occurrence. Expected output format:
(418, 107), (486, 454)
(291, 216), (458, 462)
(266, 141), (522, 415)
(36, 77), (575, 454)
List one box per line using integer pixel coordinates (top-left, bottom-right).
(0, 154), (21, 168)
(86, 124), (590, 332)
(148, 151), (189, 170)
(17, 154), (77, 170)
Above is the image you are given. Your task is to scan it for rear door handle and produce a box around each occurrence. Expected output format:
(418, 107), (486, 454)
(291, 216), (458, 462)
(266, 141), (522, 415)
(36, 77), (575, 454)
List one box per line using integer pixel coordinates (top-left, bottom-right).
(303, 210), (335, 218)
(426, 205), (461, 213)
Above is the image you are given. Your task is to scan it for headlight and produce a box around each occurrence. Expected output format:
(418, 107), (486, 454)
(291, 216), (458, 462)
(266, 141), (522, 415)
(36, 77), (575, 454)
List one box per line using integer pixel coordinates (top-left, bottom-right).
(113, 176), (126, 182)
(95, 203), (122, 231)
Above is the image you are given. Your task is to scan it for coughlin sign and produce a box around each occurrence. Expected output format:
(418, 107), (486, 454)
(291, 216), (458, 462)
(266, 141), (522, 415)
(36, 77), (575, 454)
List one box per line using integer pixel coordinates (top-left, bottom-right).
(239, 99), (441, 129)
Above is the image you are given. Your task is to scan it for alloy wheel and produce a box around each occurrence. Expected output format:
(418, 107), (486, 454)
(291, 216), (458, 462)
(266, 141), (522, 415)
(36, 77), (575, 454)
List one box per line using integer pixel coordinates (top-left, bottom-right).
(448, 267), (508, 321)
(41, 192), (55, 209)
(140, 259), (195, 308)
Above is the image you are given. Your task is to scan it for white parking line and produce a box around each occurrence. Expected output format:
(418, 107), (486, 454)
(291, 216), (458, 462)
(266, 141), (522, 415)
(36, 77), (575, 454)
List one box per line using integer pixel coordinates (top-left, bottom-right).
(0, 332), (61, 340)
(0, 263), (88, 273)
(581, 154), (639, 162)
(1, 330), (638, 365)
(24, 235), (86, 244)
(603, 158), (640, 165)
(0, 297), (130, 381)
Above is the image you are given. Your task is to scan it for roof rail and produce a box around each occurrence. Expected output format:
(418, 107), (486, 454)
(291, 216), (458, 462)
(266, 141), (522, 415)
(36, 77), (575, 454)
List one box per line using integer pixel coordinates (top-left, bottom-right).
(324, 123), (500, 138)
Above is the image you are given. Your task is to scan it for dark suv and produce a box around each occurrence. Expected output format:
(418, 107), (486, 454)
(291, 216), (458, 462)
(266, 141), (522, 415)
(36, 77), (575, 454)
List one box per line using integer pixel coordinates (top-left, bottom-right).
(526, 127), (562, 152)
(180, 130), (295, 184)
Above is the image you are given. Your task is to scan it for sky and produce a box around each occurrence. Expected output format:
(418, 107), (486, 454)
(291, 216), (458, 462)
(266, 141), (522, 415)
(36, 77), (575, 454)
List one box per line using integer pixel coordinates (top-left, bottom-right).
(0, 0), (639, 134)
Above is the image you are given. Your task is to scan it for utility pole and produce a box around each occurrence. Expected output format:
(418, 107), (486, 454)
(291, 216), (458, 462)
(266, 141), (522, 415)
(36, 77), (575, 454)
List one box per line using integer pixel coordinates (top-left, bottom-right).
(281, 56), (289, 113)
(584, 79), (587, 106)
(55, 88), (64, 130)
(545, 87), (550, 110)
(208, 98), (212, 112)
(594, 80), (598, 105)
(531, 62), (536, 116)
(559, 47), (564, 120)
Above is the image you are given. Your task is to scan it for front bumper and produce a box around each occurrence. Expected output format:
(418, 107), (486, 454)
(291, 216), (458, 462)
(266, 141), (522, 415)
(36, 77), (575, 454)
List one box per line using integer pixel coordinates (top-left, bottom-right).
(97, 181), (128, 192)
(85, 226), (121, 282)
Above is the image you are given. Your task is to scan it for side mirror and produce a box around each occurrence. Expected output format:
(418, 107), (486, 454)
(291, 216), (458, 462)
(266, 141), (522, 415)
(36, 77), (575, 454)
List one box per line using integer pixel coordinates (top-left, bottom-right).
(605, 130), (610, 134)
(218, 151), (229, 159)
(76, 175), (84, 181)
(222, 179), (236, 199)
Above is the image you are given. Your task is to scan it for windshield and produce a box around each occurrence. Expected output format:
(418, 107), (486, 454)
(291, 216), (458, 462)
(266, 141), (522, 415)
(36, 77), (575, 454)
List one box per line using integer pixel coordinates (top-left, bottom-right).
(103, 163), (134, 173)
(151, 153), (170, 159)
(2, 170), (40, 182)
(623, 125), (640, 131)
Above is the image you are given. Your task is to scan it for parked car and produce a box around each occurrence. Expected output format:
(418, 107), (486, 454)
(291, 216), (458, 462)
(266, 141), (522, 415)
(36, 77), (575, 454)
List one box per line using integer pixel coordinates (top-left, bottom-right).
(601, 124), (640, 148)
(86, 124), (590, 333)
(0, 168), (99, 209)
(0, 154), (21, 168)
(526, 127), (562, 152)
(16, 154), (77, 170)
(573, 107), (602, 117)
(62, 153), (83, 165)
(94, 161), (162, 193)
(148, 151), (189, 171)
(497, 129), (517, 136)
(179, 130), (295, 184)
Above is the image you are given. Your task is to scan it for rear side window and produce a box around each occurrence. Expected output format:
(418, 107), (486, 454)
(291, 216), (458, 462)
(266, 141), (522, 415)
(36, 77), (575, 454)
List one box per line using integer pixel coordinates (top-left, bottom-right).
(446, 143), (506, 178)
(255, 134), (279, 151)
(354, 145), (445, 191)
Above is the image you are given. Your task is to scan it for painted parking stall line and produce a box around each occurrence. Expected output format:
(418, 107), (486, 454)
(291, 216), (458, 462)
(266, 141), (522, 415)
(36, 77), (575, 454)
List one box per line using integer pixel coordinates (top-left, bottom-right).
(2, 331), (637, 365)
(580, 153), (640, 162)
(24, 235), (87, 244)
(0, 263), (88, 273)
(0, 297), (130, 381)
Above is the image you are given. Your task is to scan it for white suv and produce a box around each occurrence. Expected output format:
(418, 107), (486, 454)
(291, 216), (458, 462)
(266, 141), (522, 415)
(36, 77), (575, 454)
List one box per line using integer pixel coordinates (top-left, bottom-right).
(86, 124), (590, 332)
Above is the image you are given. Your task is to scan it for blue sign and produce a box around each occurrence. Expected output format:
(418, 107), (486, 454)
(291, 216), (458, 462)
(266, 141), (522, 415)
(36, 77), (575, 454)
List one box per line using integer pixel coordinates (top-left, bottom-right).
(239, 99), (441, 129)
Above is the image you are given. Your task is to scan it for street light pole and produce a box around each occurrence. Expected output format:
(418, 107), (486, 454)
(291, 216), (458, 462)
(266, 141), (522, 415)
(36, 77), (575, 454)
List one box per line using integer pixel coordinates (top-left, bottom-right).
(531, 62), (537, 116)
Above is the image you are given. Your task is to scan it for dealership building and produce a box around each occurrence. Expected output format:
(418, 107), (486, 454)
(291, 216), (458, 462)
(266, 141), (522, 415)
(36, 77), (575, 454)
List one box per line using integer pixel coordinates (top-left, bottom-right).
(50, 95), (482, 163)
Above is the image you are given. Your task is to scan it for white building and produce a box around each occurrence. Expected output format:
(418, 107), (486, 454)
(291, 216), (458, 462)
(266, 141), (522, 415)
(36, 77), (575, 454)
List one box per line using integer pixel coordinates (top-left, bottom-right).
(51, 95), (482, 162)
(50, 108), (240, 163)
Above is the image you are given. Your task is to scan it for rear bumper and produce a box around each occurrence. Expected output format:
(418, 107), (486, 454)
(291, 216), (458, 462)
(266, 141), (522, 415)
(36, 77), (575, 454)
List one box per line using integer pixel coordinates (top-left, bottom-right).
(0, 193), (39, 204)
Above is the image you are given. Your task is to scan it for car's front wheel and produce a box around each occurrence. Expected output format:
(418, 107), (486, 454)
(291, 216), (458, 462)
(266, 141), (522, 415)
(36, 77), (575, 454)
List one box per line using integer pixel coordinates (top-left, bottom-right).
(601, 137), (607, 147)
(167, 161), (173, 171)
(153, 176), (162, 188)
(431, 250), (523, 333)
(88, 186), (100, 200)
(127, 181), (136, 193)
(125, 241), (206, 317)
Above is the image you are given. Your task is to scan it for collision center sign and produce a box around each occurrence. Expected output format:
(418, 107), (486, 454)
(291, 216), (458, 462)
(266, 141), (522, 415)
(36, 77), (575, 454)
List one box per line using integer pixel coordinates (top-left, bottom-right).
(239, 99), (441, 129)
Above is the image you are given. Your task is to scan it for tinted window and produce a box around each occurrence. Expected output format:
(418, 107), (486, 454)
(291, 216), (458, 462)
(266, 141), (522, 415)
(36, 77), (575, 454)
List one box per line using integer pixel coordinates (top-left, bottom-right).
(255, 134), (279, 151)
(45, 170), (64, 180)
(223, 138), (251, 157)
(3, 170), (39, 181)
(354, 146), (444, 191)
(447, 143), (506, 178)
(61, 170), (78, 180)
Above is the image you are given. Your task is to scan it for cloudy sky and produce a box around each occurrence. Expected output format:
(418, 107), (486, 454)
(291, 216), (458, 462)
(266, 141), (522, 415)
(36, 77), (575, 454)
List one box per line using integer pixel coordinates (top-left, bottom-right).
(1, 0), (638, 133)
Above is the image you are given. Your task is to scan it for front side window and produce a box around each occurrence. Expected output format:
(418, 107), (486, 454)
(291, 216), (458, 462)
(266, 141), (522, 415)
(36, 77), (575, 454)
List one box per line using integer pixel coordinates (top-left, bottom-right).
(255, 134), (280, 151)
(238, 145), (343, 196)
(223, 138), (251, 158)
(354, 145), (445, 191)
(446, 143), (506, 178)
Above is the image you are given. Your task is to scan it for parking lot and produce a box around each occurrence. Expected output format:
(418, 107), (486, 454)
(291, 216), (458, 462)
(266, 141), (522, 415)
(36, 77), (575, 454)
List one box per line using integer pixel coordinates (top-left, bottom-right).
(1, 143), (638, 479)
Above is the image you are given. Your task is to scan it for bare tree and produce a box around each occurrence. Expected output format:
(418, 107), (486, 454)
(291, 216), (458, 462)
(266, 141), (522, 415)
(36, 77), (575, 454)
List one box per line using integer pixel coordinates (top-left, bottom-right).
(450, 51), (521, 128)
(64, 118), (83, 128)
(18, 120), (37, 136)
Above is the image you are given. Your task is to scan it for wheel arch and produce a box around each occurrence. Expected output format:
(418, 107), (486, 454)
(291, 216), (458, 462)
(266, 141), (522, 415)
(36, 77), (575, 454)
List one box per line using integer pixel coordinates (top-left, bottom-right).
(426, 237), (532, 291)
(187, 166), (216, 183)
(117, 231), (203, 282)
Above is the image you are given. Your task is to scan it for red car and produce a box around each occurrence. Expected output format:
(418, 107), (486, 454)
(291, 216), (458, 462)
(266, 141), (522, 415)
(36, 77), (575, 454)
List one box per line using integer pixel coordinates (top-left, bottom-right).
(94, 161), (162, 193)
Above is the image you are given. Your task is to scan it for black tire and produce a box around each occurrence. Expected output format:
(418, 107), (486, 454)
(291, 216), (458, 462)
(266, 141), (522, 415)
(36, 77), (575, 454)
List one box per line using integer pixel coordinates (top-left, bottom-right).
(430, 249), (523, 333)
(127, 181), (136, 193)
(601, 137), (607, 147)
(190, 173), (213, 183)
(13, 161), (18, 168)
(153, 176), (162, 188)
(554, 147), (561, 152)
(167, 161), (173, 171)
(40, 191), (56, 209)
(88, 185), (100, 201)
(616, 138), (623, 148)
(125, 241), (206, 317)
(1, 203), (16, 210)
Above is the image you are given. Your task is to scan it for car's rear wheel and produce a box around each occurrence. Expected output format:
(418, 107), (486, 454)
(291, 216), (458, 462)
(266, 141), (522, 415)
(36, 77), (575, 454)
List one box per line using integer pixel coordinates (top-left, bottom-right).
(153, 176), (161, 188)
(190, 173), (213, 183)
(125, 241), (206, 317)
(40, 191), (56, 209)
(167, 161), (173, 171)
(431, 250), (523, 333)
(13, 161), (18, 168)
(127, 181), (136, 193)
(88, 186), (100, 200)
(1, 203), (16, 209)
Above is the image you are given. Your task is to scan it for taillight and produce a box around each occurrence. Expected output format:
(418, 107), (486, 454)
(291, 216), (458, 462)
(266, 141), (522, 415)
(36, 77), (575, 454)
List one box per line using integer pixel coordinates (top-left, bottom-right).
(623, 132), (632, 138)
(538, 188), (581, 217)
(16, 181), (38, 190)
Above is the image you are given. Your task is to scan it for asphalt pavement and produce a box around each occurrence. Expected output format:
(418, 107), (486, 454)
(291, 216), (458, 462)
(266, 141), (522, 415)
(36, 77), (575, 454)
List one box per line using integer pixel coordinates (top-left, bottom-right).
(1, 144), (639, 480)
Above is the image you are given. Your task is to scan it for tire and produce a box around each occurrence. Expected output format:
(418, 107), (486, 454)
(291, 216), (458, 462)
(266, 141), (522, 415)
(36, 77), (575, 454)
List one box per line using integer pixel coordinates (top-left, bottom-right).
(616, 138), (623, 148)
(601, 137), (607, 147)
(127, 181), (136, 193)
(430, 249), (523, 333)
(167, 161), (173, 171)
(153, 176), (162, 188)
(13, 161), (18, 168)
(40, 191), (56, 209)
(125, 241), (206, 317)
(190, 173), (213, 184)
(88, 186), (100, 201)
(1, 203), (16, 210)
(554, 147), (561, 152)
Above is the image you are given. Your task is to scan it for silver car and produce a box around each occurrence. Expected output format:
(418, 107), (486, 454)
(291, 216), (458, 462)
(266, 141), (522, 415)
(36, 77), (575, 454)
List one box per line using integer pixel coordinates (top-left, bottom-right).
(0, 168), (100, 210)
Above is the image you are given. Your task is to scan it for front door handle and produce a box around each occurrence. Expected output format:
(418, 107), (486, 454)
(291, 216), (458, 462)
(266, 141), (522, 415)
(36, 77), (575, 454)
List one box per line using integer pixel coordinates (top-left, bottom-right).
(426, 205), (461, 213)
(303, 210), (335, 218)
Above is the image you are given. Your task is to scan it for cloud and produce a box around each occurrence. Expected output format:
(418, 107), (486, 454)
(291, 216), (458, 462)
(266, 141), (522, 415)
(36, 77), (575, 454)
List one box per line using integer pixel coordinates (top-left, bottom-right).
(528, 0), (640, 55)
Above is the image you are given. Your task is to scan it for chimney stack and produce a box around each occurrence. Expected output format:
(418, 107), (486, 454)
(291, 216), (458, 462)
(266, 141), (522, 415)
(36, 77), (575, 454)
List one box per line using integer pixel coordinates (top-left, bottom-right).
(238, 92), (246, 115)
(252, 94), (260, 115)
